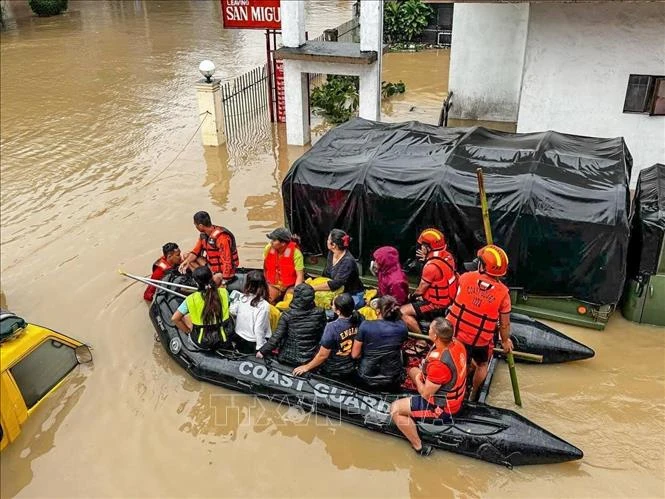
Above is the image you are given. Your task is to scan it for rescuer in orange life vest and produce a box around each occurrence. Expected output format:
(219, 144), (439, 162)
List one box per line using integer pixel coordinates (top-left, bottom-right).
(144, 242), (184, 302)
(400, 228), (459, 333)
(263, 227), (305, 304)
(447, 244), (513, 401)
(178, 211), (239, 287)
(390, 317), (467, 456)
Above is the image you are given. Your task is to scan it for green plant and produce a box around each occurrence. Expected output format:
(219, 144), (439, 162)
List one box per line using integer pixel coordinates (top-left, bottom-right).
(382, 80), (406, 98)
(311, 75), (407, 125)
(1, 5), (6, 28)
(383, 0), (433, 43)
(311, 75), (360, 125)
(28, 0), (68, 17)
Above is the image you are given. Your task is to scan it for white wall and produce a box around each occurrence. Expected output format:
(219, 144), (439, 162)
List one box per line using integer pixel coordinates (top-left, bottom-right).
(517, 2), (665, 186)
(448, 3), (529, 122)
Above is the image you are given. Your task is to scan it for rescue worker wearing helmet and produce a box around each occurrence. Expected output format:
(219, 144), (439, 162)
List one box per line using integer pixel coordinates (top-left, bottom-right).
(446, 244), (513, 400)
(400, 228), (459, 334)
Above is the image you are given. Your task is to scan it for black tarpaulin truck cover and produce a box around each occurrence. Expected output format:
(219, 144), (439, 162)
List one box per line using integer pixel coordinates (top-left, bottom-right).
(627, 164), (665, 277)
(282, 118), (632, 305)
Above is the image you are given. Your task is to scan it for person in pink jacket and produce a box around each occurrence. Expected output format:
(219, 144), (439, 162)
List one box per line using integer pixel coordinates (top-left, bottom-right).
(371, 246), (409, 306)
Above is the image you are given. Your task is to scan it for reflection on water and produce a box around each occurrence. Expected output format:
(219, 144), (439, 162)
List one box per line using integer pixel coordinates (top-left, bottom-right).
(1, 1), (664, 498)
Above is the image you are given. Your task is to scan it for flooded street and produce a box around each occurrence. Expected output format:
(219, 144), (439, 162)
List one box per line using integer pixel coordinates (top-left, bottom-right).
(1, 1), (664, 498)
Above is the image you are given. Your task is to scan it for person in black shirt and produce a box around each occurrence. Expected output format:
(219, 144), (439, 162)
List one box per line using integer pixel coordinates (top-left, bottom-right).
(311, 229), (365, 308)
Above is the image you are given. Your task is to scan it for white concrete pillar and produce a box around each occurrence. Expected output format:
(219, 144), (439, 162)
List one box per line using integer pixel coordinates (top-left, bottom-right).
(448, 4), (529, 122)
(360, 0), (382, 52)
(358, 0), (383, 121)
(281, 0), (305, 48)
(284, 60), (310, 146)
(195, 79), (225, 146)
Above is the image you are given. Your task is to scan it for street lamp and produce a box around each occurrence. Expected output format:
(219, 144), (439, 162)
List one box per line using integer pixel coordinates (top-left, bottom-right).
(199, 60), (216, 83)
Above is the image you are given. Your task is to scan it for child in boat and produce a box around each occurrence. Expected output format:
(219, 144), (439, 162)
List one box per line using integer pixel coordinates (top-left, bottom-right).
(144, 242), (184, 302)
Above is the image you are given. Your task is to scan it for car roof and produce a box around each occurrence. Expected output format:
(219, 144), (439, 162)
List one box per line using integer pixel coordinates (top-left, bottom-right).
(1, 323), (63, 372)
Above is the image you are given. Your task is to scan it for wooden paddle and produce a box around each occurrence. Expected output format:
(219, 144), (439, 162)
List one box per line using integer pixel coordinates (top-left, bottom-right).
(407, 331), (543, 363)
(476, 168), (522, 407)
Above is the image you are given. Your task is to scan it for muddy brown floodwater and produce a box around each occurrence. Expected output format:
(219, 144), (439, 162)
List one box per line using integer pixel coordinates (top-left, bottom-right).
(1, 1), (664, 498)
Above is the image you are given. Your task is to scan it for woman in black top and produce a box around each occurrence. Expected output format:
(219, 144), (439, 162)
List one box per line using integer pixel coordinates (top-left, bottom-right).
(312, 229), (365, 308)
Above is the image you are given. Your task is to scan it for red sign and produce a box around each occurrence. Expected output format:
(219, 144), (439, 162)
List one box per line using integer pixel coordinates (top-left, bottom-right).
(220, 0), (281, 30)
(275, 60), (286, 123)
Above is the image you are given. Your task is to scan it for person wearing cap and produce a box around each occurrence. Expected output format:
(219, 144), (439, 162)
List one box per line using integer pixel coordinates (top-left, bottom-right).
(446, 244), (513, 400)
(263, 227), (304, 304)
(390, 317), (467, 457)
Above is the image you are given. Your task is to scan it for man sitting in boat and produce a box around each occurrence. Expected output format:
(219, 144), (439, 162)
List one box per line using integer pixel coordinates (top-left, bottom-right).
(447, 244), (513, 401)
(352, 296), (408, 390)
(263, 227), (304, 305)
(171, 266), (231, 350)
(178, 211), (239, 287)
(369, 246), (409, 306)
(390, 317), (467, 456)
(144, 242), (183, 302)
(292, 293), (361, 379)
(310, 229), (365, 309)
(400, 228), (458, 333)
(257, 283), (326, 365)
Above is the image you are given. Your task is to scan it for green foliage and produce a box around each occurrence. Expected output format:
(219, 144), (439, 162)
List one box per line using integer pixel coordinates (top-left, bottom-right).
(381, 80), (406, 98)
(311, 75), (407, 125)
(311, 75), (360, 125)
(0, 5), (6, 28)
(28, 0), (68, 17)
(383, 0), (433, 43)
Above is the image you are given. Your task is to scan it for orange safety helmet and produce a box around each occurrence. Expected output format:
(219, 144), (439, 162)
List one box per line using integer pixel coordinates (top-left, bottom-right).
(477, 244), (509, 277)
(417, 228), (447, 251)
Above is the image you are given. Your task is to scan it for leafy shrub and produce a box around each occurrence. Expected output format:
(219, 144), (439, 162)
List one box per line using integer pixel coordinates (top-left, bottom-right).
(383, 0), (433, 43)
(311, 75), (406, 125)
(28, 0), (68, 17)
(382, 80), (406, 98)
(311, 75), (360, 125)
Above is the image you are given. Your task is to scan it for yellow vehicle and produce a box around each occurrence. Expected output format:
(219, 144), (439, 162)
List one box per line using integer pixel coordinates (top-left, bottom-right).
(0, 311), (92, 451)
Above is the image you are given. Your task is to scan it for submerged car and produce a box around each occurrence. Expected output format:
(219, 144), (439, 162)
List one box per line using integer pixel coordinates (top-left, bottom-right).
(0, 310), (92, 451)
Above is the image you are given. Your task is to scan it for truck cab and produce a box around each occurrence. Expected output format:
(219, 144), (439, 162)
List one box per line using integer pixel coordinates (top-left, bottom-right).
(0, 311), (92, 451)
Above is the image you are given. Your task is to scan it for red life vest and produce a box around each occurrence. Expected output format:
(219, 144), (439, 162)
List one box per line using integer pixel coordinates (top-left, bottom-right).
(422, 250), (459, 308)
(447, 271), (510, 348)
(264, 241), (299, 288)
(152, 257), (170, 273)
(200, 226), (239, 278)
(144, 257), (171, 301)
(422, 339), (467, 414)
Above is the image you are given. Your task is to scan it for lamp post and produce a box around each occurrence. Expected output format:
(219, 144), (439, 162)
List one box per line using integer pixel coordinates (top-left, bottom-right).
(195, 60), (225, 146)
(199, 60), (216, 83)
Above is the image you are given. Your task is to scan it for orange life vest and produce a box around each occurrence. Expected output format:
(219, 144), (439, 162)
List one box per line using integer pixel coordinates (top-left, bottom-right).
(423, 338), (467, 414)
(200, 226), (239, 278)
(422, 250), (459, 308)
(447, 271), (510, 348)
(264, 241), (299, 288)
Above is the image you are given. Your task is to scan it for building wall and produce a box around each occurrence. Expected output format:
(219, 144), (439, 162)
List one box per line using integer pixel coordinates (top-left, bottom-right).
(517, 2), (665, 186)
(448, 3), (529, 122)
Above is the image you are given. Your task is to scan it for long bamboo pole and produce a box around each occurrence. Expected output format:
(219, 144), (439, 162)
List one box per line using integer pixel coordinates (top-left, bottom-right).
(476, 168), (522, 407)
